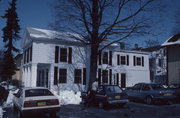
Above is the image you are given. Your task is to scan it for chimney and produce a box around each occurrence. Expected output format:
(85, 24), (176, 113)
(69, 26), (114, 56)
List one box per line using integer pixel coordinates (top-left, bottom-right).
(120, 42), (125, 50)
(134, 44), (138, 49)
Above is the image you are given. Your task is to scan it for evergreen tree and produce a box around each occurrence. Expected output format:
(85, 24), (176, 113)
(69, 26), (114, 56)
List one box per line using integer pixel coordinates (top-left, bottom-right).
(1, 0), (20, 82)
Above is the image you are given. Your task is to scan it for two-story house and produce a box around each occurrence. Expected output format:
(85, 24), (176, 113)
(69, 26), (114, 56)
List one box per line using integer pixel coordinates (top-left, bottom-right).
(21, 27), (150, 92)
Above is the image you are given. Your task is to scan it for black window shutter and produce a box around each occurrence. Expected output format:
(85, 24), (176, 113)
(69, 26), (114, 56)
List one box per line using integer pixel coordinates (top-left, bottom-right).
(24, 51), (26, 64)
(142, 56), (144, 67)
(98, 69), (101, 85)
(116, 73), (119, 85)
(83, 68), (86, 85)
(109, 69), (112, 85)
(127, 55), (129, 66)
(54, 67), (58, 85)
(117, 55), (120, 65)
(133, 56), (136, 66)
(27, 48), (29, 63)
(30, 46), (32, 62)
(68, 47), (72, 64)
(98, 52), (101, 65)
(55, 46), (59, 63)
(109, 51), (112, 65)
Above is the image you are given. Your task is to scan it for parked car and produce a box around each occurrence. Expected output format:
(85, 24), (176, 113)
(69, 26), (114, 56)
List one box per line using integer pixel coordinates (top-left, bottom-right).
(81, 85), (129, 108)
(13, 87), (60, 118)
(126, 83), (176, 104)
(168, 84), (180, 102)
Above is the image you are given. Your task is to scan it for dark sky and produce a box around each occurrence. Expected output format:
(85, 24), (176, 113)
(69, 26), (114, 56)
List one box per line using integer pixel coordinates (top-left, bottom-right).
(0, 0), (179, 51)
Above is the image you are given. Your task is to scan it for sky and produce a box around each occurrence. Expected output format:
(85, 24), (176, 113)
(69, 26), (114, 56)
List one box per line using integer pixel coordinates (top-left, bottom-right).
(0, 0), (179, 52)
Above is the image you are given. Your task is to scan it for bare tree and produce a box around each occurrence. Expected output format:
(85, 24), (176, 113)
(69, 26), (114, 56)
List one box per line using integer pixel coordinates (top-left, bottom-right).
(172, 11), (180, 34)
(145, 39), (160, 48)
(50, 0), (157, 89)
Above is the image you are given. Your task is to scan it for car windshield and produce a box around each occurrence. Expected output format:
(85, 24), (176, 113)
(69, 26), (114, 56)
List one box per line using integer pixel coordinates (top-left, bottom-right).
(105, 86), (122, 94)
(25, 89), (53, 97)
(151, 84), (164, 90)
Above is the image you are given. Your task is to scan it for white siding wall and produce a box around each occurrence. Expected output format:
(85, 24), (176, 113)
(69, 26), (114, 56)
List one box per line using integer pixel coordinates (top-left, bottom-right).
(23, 37), (150, 91)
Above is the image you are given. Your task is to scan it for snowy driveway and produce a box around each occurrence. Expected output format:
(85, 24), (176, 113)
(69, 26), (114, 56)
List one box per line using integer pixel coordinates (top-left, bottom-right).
(3, 102), (180, 118)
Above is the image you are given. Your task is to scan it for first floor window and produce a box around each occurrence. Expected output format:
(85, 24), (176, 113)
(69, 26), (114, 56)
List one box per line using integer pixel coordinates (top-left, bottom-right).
(59, 69), (67, 83)
(74, 69), (82, 83)
(102, 70), (108, 84)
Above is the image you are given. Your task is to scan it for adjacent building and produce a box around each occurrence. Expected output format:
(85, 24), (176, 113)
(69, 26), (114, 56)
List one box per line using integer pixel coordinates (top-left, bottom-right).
(162, 33), (180, 84)
(141, 46), (167, 84)
(21, 27), (150, 92)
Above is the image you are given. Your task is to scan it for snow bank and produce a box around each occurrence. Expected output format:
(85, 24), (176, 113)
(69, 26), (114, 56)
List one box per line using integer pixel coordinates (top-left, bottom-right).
(0, 106), (4, 118)
(3, 89), (82, 109)
(53, 90), (82, 105)
(2, 90), (14, 108)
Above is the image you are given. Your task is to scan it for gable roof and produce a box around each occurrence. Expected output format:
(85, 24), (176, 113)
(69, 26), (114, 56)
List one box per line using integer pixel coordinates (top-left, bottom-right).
(22, 27), (119, 48)
(26, 27), (82, 41)
(161, 33), (180, 46)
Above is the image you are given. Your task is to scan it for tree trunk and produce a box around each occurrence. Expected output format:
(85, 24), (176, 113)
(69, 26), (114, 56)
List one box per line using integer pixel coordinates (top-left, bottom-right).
(88, 0), (99, 90)
(88, 44), (99, 90)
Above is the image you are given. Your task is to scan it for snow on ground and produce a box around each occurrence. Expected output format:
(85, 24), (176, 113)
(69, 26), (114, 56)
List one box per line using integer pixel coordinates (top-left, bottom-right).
(3, 89), (81, 108)
(0, 106), (4, 118)
(53, 90), (82, 105)
(2, 90), (15, 108)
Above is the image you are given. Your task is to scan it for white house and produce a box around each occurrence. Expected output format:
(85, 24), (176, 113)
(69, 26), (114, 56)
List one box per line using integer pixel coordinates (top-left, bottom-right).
(21, 27), (150, 92)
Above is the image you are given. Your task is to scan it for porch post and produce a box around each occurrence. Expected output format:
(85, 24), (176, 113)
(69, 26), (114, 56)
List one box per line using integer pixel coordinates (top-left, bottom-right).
(31, 63), (37, 87)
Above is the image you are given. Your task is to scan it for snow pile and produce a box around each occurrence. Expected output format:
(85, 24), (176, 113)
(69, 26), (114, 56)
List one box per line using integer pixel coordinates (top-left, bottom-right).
(3, 89), (82, 109)
(2, 90), (15, 108)
(0, 106), (4, 118)
(53, 90), (82, 105)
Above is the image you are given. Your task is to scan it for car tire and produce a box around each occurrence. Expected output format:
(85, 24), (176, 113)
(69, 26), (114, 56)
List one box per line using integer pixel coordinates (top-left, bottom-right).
(17, 110), (24, 118)
(145, 96), (153, 105)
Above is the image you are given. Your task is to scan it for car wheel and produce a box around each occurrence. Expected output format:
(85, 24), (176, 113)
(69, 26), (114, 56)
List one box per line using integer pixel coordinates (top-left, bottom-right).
(17, 110), (24, 118)
(145, 96), (153, 105)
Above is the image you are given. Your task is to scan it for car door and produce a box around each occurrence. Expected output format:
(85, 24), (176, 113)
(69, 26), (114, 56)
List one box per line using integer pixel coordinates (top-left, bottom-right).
(96, 86), (106, 102)
(128, 84), (142, 99)
(140, 84), (151, 100)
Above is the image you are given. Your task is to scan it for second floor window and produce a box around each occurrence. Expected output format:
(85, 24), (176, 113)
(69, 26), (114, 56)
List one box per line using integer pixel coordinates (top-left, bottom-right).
(136, 57), (141, 66)
(120, 56), (126, 65)
(102, 52), (108, 64)
(134, 56), (144, 67)
(60, 48), (67, 62)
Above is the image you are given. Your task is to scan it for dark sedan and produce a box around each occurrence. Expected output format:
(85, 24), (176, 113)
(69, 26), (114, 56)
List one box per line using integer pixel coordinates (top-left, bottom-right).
(168, 84), (180, 102)
(126, 83), (176, 104)
(81, 85), (129, 108)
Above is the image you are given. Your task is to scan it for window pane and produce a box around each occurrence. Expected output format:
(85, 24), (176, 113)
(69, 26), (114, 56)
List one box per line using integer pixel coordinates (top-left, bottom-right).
(102, 70), (108, 84)
(120, 56), (126, 65)
(102, 52), (108, 64)
(60, 48), (67, 62)
(59, 69), (67, 83)
(74, 69), (82, 83)
(136, 57), (141, 66)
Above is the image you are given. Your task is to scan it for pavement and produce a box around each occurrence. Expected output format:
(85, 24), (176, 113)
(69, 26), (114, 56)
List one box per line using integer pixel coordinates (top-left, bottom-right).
(2, 102), (180, 118)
